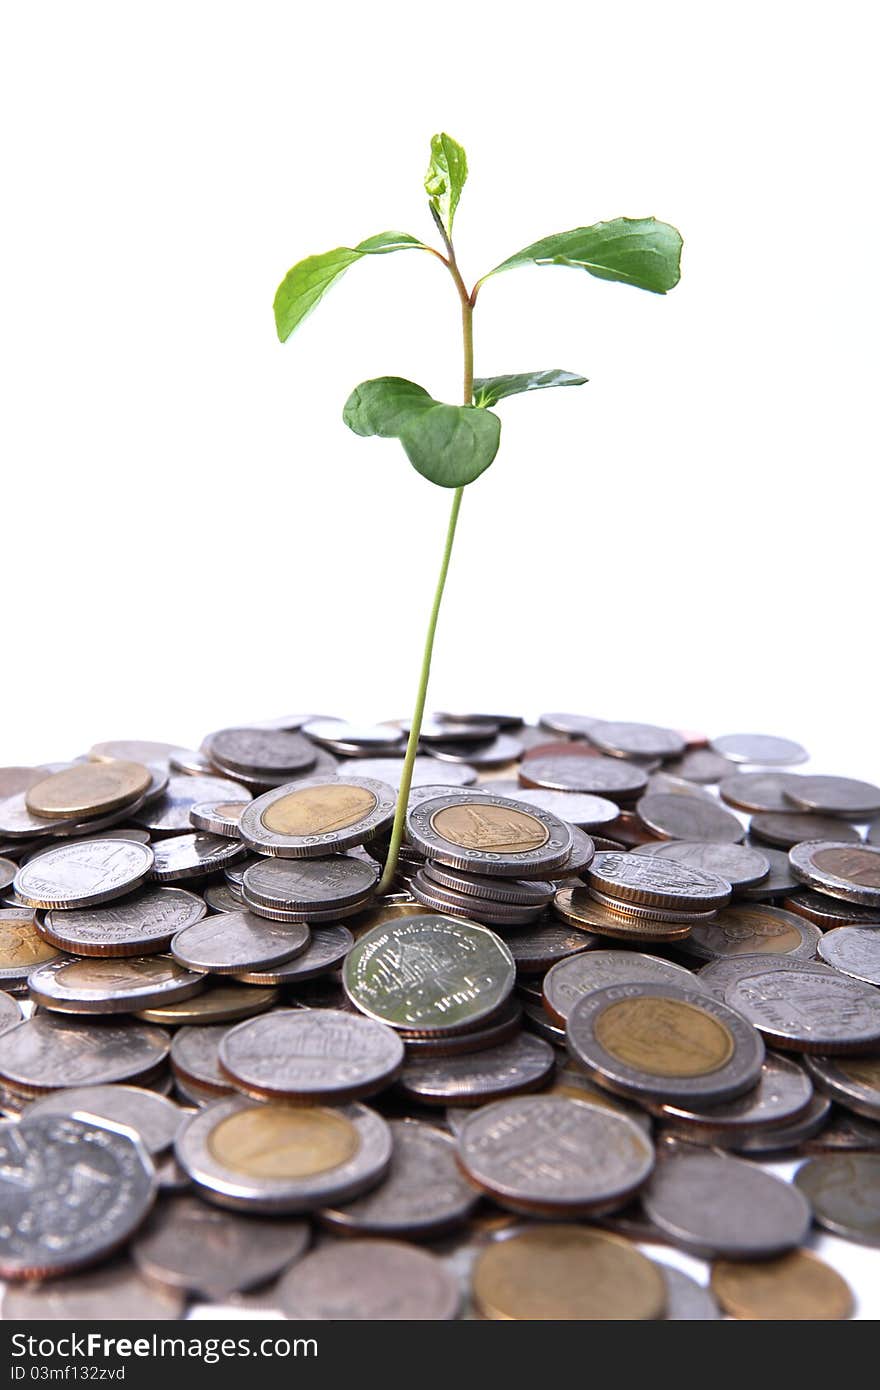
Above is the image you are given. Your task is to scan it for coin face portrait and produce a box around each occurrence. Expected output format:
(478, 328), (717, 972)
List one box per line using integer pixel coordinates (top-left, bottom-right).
(430, 803), (549, 854)
(813, 847), (880, 889)
(595, 996), (735, 1077)
(207, 1105), (360, 1179)
(261, 784), (377, 837)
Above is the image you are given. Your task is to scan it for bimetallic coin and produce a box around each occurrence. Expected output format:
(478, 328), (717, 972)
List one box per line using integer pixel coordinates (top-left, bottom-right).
(588, 720), (686, 760)
(320, 1119), (479, 1237)
(397, 1032), (555, 1106)
(39, 885), (206, 958)
(233, 925), (354, 985)
(136, 982), (278, 1026)
(189, 801), (248, 836)
(520, 755), (648, 800)
(794, 1154), (880, 1245)
(205, 727), (317, 779)
(789, 841), (880, 907)
(457, 1095), (655, 1217)
(710, 733), (808, 766)
(14, 839), (155, 910)
(553, 887), (698, 943)
(711, 1251), (853, 1321)
(343, 915), (516, 1034)
(0, 909), (60, 987)
(175, 1094), (392, 1213)
(276, 1238), (459, 1320)
(634, 840), (769, 889)
(0, 1257), (185, 1320)
(0, 1115), (156, 1280)
(407, 792), (572, 878)
(0, 1014), (170, 1095)
(25, 761), (152, 822)
(171, 911), (310, 975)
(642, 1151), (811, 1258)
(150, 833), (245, 883)
(587, 851), (731, 911)
(543, 950), (700, 1025)
(240, 777), (396, 858)
(471, 1225), (666, 1321)
(24, 1084), (183, 1155)
(784, 775), (880, 818)
(656, 1053), (814, 1140)
(806, 1055), (880, 1121)
(678, 903), (822, 963)
(219, 1008), (405, 1102)
(135, 774), (251, 834)
(719, 956), (880, 1053)
(636, 793), (744, 845)
(817, 926), (880, 985)
(132, 1193), (310, 1297)
(28, 954), (204, 1015)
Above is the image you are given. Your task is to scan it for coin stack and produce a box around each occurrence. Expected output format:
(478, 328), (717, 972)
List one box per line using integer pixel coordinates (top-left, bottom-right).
(0, 712), (878, 1320)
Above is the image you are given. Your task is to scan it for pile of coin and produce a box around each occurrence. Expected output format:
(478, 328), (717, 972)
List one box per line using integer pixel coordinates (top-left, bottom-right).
(0, 712), (878, 1320)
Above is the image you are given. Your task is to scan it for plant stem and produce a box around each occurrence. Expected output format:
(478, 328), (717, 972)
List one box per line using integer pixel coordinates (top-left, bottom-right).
(377, 243), (474, 895)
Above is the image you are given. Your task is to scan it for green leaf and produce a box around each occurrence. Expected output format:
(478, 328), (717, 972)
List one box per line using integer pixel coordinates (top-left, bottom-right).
(473, 369), (588, 408)
(274, 232), (426, 341)
(485, 217), (683, 294)
(424, 133), (468, 239)
(342, 376), (500, 488)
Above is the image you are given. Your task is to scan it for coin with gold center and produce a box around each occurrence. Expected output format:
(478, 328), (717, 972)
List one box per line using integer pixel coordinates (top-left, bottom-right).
(26, 762), (152, 822)
(406, 792), (572, 877)
(711, 1251), (853, 1320)
(567, 981), (764, 1103)
(239, 777), (395, 858)
(27, 954), (205, 1015)
(0, 909), (61, 987)
(209, 1104), (359, 1179)
(472, 1225), (666, 1320)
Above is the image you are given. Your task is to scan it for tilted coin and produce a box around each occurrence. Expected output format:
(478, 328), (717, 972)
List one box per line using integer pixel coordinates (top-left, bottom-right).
(175, 1094), (391, 1213)
(557, 824), (596, 875)
(503, 919), (596, 974)
(472, 1224), (666, 1321)
(136, 981), (278, 1026)
(240, 776), (395, 858)
(538, 712), (601, 736)
(171, 910), (310, 975)
(169, 747), (214, 775)
(783, 888), (880, 928)
(150, 832), (246, 883)
(738, 847), (801, 901)
(522, 739), (596, 762)
(409, 872), (543, 926)
(39, 885), (206, 958)
(433, 710), (522, 730)
(634, 839), (769, 889)
(0, 1014), (170, 1094)
(587, 720), (686, 760)
(320, 1119), (479, 1237)
(343, 914), (516, 1034)
(171, 1023), (235, 1094)
(719, 956), (880, 1053)
(28, 954), (204, 1015)
(817, 926), (880, 985)
(543, 950), (700, 1025)
(426, 733), (522, 767)
(25, 760), (152, 822)
(340, 756), (477, 789)
(587, 850), (732, 910)
(420, 861), (554, 906)
(751, 811), (862, 850)
(553, 887), (698, 943)
(677, 903), (822, 963)
(203, 883), (245, 914)
(457, 1095), (655, 1217)
(659, 1264), (720, 1320)
(799, 1106), (880, 1154)
(645, 772), (717, 801)
(805, 1056), (880, 1127)
(794, 1154), (880, 1245)
(870, 820), (880, 847)
(0, 793), (57, 840)
(696, 952), (798, 1001)
(710, 733), (808, 766)
(241, 854), (378, 915)
(219, 1008), (405, 1102)
(233, 925), (354, 985)
(132, 1193), (310, 1297)
(24, 1083), (183, 1154)
(495, 785), (618, 829)
(0, 909), (60, 987)
(135, 774), (251, 834)
(302, 719), (406, 756)
(0, 1257), (184, 1320)
(719, 771), (809, 813)
(545, 1062), (653, 1133)
(397, 1000), (522, 1057)
(397, 1032), (555, 1106)
(635, 793), (744, 844)
(205, 726), (317, 779)
(568, 981), (764, 1105)
(642, 1151), (811, 1257)
(0, 767), (50, 798)
(14, 839), (155, 910)
(89, 739), (180, 766)
(0, 1115), (156, 1280)
(730, 1091), (833, 1154)
(0, 857), (17, 892)
(655, 1053), (813, 1140)
(520, 754), (648, 800)
(189, 800), (249, 836)
(789, 841), (880, 907)
(406, 792), (572, 878)
(0, 990), (23, 1031)
(784, 774), (880, 818)
(276, 1237), (459, 1320)
(664, 748), (733, 784)
(711, 1250), (852, 1321)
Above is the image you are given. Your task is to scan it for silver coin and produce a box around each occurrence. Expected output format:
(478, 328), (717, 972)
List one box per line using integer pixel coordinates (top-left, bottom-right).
(646, 772), (717, 801)
(89, 740), (179, 766)
(174, 1094), (392, 1213)
(171, 911), (310, 975)
(720, 957), (880, 1053)
(732, 1092), (833, 1154)
(696, 952), (799, 1001)
(656, 1053), (814, 1140)
(24, 1083), (183, 1154)
(634, 840), (769, 889)
(132, 1193), (310, 1297)
(0, 1115), (156, 1280)
(189, 800), (248, 836)
(14, 839), (155, 910)
(587, 850), (732, 910)
(0, 857), (16, 892)
(789, 841), (880, 907)
(409, 873), (543, 925)
(500, 785), (619, 829)
(538, 713), (601, 736)
(171, 1022), (235, 1094)
(0, 990), (23, 1031)
(302, 719), (406, 756)
(28, 954), (204, 1015)
(636, 793), (744, 844)
(503, 920), (596, 974)
(784, 775), (880, 818)
(805, 1055), (880, 1121)
(39, 885), (206, 957)
(343, 915), (516, 1034)
(658, 1264), (721, 1320)
(0, 1014), (170, 1094)
(642, 1151), (811, 1257)
(710, 733), (809, 766)
(406, 792), (572, 878)
(241, 855), (378, 912)
(676, 903), (823, 963)
(543, 950), (700, 1024)
(782, 888), (880, 927)
(135, 774), (251, 833)
(426, 733), (522, 767)
(402, 716), (499, 743)
(341, 757), (477, 789)
(817, 926), (880, 986)
(433, 711), (522, 731)
(664, 748), (733, 784)
(205, 727), (317, 779)
(400, 999), (522, 1056)
(0, 1256), (184, 1319)
(738, 847), (801, 900)
(719, 770), (808, 812)
(457, 1095), (655, 1217)
(233, 925), (354, 985)
(521, 754), (648, 800)
(239, 776), (396, 858)
(751, 811), (862, 850)
(203, 883), (244, 914)
(219, 1007), (404, 1102)
(557, 824), (597, 876)
(588, 720), (686, 760)
(420, 861), (554, 906)
(584, 886), (717, 924)
(794, 1154), (880, 1245)
(320, 1119), (479, 1237)
(398, 1032), (555, 1106)
(0, 792), (63, 840)
(275, 1238), (459, 1320)
(169, 747), (214, 775)
(150, 832), (246, 883)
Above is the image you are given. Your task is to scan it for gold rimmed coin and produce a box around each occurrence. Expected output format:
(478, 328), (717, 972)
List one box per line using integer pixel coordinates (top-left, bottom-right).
(710, 1250), (853, 1320)
(553, 887), (694, 942)
(25, 762), (152, 822)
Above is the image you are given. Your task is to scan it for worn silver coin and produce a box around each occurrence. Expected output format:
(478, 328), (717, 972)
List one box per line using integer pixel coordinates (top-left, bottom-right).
(655, 1053), (814, 1140)
(39, 885), (206, 958)
(275, 1238), (459, 1320)
(588, 720), (686, 760)
(587, 850), (732, 911)
(543, 950), (700, 1025)
(720, 956), (880, 1053)
(738, 847), (801, 901)
(719, 770), (808, 813)
(426, 733), (522, 767)
(24, 1083), (183, 1155)
(498, 785), (619, 829)
(302, 720), (406, 756)
(784, 775), (880, 818)
(636, 794), (744, 845)
(398, 1032), (555, 1106)
(794, 1154), (880, 1246)
(817, 926), (880, 986)
(658, 1264), (721, 1320)
(751, 811), (862, 850)
(341, 757), (477, 789)
(805, 1055), (880, 1122)
(520, 755), (648, 800)
(171, 911), (310, 975)
(0, 1257), (184, 1320)
(170, 1023), (235, 1094)
(14, 839), (155, 910)
(219, 1007), (405, 1102)
(0, 1014), (170, 1094)
(241, 855), (378, 913)
(135, 774), (251, 834)
(150, 833), (246, 884)
(205, 727), (317, 780)
(634, 840), (768, 889)
(233, 925), (354, 985)
(710, 733), (808, 766)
